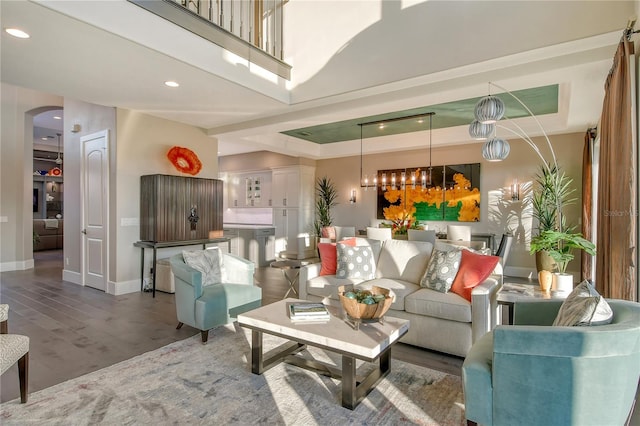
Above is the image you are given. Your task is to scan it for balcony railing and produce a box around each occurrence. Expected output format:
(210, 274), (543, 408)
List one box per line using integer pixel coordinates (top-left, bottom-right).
(130, 0), (290, 80)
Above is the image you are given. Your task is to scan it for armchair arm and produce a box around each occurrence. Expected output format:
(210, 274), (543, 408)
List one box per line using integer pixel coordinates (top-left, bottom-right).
(298, 263), (321, 300)
(170, 254), (204, 298)
(222, 252), (255, 285)
(470, 274), (502, 343)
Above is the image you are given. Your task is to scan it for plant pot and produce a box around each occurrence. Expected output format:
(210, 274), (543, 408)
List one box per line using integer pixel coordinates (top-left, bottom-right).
(552, 273), (574, 293)
(535, 250), (557, 273)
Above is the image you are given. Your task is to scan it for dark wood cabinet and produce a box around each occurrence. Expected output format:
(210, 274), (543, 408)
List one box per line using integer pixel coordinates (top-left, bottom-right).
(140, 174), (223, 242)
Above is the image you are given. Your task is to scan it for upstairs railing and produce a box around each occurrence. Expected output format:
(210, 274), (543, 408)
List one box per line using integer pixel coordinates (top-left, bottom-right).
(130, 0), (290, 79)
(177, 0), (284, 60)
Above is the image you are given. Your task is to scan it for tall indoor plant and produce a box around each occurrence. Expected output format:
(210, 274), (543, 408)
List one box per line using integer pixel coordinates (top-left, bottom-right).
(530, 164), (576, 272)
(313, 176), (338, 238)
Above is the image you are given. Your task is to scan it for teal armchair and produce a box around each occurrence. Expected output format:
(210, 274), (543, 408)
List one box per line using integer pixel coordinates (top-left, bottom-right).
(462, 299), (640, 426)
(170, 252), (262, 343)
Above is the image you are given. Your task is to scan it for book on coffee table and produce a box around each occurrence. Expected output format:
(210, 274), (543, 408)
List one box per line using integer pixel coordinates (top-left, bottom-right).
(288, 302), (330, 322)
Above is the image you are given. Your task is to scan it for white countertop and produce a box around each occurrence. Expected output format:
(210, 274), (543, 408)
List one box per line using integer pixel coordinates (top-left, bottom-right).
(223, 223), (274, 229)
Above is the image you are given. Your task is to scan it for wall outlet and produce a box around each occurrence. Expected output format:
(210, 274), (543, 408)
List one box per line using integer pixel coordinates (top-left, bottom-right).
(65, 257), (70, 266)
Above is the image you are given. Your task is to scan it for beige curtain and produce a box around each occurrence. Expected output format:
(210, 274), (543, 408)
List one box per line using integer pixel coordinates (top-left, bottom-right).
(581, 130), (594, 282)
(595, 38), (637, 301)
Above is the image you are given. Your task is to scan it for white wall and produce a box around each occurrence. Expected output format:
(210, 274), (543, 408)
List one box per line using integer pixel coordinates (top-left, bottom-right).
(0, 83), (62, 271)
(284, 1), (633, 102)
(315, 132), (585, 278)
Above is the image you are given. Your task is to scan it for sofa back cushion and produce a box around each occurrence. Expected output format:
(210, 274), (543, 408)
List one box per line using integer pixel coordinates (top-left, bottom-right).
(375, 239), (433, 284)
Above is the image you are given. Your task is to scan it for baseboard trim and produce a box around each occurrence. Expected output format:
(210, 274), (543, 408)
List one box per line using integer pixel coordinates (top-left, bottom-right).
(0, 258), (35, 272)
(62, 269), (82, 285)
(108, 279), (139, 296)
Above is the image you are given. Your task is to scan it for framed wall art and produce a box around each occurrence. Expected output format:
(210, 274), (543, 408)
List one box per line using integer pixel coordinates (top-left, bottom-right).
(376, 163), (480, 224)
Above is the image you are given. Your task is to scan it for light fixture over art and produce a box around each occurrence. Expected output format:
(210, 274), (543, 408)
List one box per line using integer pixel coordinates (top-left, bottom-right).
(359, 112), (435, 190)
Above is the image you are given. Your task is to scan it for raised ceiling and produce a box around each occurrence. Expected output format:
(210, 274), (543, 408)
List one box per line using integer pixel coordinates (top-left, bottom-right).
(281, 85), (558, 144)
(0, 1), (633, 158)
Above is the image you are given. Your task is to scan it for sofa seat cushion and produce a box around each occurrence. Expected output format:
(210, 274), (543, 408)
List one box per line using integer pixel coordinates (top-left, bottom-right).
(355, 278), (420, 311)
(307, 275), (365, 300)
(375, 239), (433, 284)
(405, 288), (472, 323)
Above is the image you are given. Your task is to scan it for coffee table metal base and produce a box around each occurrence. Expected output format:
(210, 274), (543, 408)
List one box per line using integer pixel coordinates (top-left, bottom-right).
(250, 330), (391, 410)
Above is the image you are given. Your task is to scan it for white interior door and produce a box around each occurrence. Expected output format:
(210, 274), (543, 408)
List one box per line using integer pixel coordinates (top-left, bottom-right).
(82, 130), (109, 291)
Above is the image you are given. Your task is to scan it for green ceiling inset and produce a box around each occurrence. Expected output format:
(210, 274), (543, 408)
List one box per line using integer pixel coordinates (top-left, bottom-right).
(281, 85), (558, 144)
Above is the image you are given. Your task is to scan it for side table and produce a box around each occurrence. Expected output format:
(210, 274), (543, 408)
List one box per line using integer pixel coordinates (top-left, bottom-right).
(270, 260), (308, 298)
(497, 282), (568, 324)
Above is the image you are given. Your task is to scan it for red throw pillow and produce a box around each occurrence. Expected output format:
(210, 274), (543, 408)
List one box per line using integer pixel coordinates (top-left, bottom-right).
(338, 237), (357, 247)
(450, 250), (500, 302)
(318, 243), (338, 276)
(318, 238), (357, 276)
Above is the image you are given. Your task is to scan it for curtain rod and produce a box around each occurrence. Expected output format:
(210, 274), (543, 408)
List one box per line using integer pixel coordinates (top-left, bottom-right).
(624, 15), (638, 40)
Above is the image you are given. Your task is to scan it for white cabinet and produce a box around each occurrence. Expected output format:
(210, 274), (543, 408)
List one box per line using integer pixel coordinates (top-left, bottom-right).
(273, 208), (298, 257)
(227, 172), (271, 207)
(272, 169), (299, 207)
(271, 165), (316, 259)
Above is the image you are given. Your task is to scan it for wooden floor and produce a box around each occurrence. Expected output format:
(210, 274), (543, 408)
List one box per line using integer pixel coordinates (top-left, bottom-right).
(0, 250), (462, 403)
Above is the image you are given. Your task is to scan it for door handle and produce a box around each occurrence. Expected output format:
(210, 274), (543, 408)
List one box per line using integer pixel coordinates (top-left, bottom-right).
(81, 229), (87, 234)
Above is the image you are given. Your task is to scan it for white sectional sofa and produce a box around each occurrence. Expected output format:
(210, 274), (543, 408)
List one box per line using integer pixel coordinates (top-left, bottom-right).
(299, 237), (502, 357)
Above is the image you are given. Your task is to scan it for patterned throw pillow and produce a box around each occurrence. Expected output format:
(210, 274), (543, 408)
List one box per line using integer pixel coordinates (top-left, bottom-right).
(553, 280), (613, 326)
(182, 249), (223, 286)
(420, 248), (462, 292)
(336, 244), (376, 280)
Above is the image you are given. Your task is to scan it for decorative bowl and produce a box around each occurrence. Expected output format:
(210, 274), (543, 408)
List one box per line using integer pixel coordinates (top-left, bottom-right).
(338, 285), (393, 320)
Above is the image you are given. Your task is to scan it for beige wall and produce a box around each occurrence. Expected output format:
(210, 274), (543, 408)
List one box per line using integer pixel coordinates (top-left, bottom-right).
(0, 83), (62, 271)
(114, 109), (219, 288)
(219, 150), (315, 172)
(62, 98), (117, 285)
(315, 132), (585, 277)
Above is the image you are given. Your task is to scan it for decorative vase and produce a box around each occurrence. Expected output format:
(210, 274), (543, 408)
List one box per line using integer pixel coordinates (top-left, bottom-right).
(552, 273), (574, 293)
(538, 270), (553, 293)
(535, 250), (557, 273)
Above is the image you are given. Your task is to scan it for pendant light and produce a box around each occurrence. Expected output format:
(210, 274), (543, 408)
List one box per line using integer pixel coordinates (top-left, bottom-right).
(55, 133), (63, 165)
(425, 113), (433, 187)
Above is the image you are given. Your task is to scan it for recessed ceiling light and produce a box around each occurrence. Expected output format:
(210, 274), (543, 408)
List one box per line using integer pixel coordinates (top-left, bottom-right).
(5, 28), (30, 39)
(41, 137), (48, 140)
(164, 81), (179, 88)
(378, 123), (385, 130)
(53, 116), (61, 120)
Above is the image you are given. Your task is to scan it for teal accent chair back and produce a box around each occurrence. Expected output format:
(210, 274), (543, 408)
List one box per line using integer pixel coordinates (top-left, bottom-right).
(462, 299), (640, 426)
(170, 252), (262, 343)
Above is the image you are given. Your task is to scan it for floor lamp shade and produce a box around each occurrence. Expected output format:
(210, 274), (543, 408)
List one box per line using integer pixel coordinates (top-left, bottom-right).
(482, 138), (510, 161)
(474, 95), (505, 124)
(469, 120), (494, 140)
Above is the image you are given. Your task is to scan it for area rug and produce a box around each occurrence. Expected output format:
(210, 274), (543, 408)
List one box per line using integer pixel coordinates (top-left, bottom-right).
(0, 323), (466, 425)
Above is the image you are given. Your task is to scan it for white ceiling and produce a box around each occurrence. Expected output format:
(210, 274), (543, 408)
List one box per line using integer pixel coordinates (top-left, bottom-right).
(1, 1), (635, 159)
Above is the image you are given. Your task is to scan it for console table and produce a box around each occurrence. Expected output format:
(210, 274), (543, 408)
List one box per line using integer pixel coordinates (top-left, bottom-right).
(134, 238), (230, 298)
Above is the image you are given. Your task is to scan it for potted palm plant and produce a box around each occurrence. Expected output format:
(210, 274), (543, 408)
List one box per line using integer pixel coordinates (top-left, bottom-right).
(530, 230), (595, 292)
(530, 164), (576, 272)
(313, 176), (338, 240)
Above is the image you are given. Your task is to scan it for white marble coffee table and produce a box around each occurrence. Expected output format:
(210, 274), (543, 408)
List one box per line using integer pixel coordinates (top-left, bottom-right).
(237, 298), (409, 410)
